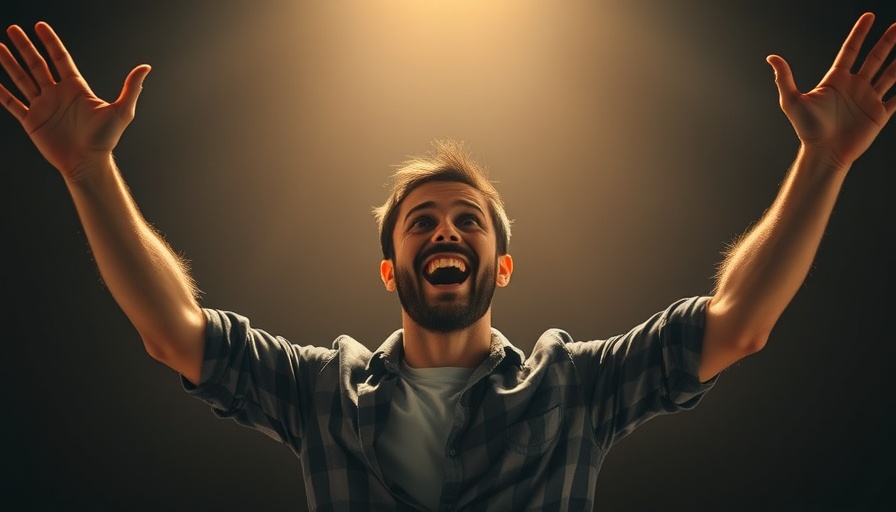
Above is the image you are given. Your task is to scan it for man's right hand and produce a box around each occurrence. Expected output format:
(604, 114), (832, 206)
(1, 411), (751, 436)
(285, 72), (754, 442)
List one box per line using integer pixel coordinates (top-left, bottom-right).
(0, 22), (150, 180)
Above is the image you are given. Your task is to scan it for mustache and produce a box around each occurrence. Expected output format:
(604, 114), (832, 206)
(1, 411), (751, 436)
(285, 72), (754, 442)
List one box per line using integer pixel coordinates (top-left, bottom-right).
(414, 243), (478, 271)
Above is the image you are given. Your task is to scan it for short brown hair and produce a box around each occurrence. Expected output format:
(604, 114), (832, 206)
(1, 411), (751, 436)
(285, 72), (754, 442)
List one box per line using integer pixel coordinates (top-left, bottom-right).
(373, 140), (512, 259)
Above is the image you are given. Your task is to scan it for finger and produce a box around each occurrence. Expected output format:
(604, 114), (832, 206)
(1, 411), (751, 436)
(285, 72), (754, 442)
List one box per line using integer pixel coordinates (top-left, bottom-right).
(6, 25), (55, 88)
(0, 82), (28, 122)
(884, 95), (896, 117)
(873, 56), (896, 96)
(114, 65), (151, 120)
(34, 21), (82, 80)
(767, 55), (799, 108)
(831, 12), (875, 71)
(858, 22), (896, 80)
(0, 42), (39, 100)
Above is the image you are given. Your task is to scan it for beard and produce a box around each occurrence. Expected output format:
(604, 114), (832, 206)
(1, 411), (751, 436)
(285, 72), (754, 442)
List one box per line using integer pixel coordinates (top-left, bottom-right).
(394, 253), (497, 333)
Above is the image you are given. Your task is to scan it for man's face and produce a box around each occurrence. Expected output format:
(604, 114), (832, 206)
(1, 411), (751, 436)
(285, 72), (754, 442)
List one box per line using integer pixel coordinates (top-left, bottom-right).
(380, 181), (512, 333)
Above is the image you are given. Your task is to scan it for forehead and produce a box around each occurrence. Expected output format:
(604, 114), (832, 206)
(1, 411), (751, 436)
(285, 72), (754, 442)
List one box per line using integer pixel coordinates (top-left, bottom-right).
(398, 181), (489, 218)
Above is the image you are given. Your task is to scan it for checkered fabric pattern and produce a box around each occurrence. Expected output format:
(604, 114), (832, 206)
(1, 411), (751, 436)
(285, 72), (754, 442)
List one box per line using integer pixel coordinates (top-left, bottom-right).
(184, 296), (714, 511)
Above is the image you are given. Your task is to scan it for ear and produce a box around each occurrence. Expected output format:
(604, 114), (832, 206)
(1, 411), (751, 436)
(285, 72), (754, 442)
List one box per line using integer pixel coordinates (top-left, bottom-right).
(496, 254), (513, 287)
(380, 259), (396, 291)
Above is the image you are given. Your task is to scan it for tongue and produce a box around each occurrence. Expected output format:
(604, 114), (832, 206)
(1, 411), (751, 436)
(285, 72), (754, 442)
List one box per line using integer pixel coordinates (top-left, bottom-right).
(425, 267), (467, 285)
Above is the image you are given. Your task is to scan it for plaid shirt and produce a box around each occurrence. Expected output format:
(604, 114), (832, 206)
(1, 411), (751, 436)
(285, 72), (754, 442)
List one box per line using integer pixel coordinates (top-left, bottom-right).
(185, 296), (714, 511)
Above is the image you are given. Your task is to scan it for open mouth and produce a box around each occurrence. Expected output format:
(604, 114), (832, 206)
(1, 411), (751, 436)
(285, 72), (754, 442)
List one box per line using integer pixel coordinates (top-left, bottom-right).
(423, 256), (471, 285)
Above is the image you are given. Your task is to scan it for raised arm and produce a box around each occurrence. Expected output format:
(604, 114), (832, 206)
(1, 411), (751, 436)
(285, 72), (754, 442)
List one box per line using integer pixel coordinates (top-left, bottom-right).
(699, 12), (896, 381)
(0, 22), (205, 384)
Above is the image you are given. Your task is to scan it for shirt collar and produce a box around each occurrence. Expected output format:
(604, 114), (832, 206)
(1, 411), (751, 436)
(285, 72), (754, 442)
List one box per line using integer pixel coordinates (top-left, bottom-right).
(367, 328), (524, 378)
(367, 329), (403, 377)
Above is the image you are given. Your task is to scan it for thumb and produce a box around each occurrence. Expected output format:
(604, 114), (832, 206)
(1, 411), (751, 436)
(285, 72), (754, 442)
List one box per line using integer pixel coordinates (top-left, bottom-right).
(766, 55), (798, 108)
(114, 64), (152, 120)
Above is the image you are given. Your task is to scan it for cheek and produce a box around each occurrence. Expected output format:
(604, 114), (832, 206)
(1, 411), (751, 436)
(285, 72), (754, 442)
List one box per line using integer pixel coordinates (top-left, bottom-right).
(394, 247), (419, 273)
(474, 239), (499, 262)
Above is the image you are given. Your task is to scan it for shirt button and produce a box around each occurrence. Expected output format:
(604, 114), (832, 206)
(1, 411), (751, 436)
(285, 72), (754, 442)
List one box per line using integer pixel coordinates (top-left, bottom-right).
(448, 448), (457, 457)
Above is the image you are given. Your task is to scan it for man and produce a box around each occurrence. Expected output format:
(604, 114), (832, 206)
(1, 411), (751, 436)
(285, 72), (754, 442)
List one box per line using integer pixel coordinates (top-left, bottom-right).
(1, 11), (894, 511)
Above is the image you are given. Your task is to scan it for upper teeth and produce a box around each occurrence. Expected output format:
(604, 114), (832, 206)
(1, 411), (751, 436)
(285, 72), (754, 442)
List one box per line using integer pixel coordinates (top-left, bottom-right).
(426, 257), (466, 275)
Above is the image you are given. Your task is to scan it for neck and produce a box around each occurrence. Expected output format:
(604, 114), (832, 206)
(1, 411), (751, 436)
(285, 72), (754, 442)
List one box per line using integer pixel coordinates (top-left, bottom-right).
(400, 310), (493, 368)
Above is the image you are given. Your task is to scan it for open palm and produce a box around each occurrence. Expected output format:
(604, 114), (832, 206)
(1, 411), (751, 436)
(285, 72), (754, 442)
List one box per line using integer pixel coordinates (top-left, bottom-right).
(0, 22), (149, 179)
(768, 13), (896, 167)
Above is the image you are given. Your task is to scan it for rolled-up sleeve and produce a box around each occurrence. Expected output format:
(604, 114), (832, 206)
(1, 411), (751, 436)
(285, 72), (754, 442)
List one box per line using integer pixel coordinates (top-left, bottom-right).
(181, 309), (335, 451)
(564, 296), (717, 447)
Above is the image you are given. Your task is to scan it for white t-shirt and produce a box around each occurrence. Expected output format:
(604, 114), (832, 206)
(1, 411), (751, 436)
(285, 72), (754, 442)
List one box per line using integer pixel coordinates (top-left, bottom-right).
(376, 362), (474, 511)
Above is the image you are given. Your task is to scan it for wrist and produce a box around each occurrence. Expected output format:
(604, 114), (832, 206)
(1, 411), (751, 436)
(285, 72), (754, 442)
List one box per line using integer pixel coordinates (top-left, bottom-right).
(62, 152), (117, 185)
(797, 143), (852, 177)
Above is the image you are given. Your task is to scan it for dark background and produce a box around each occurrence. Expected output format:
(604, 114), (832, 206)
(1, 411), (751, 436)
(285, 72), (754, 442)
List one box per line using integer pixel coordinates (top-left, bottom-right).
(2, 1), (894, 510)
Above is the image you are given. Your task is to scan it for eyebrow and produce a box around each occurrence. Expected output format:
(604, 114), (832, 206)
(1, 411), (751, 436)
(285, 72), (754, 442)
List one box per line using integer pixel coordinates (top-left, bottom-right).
(403, 199), (486, 223)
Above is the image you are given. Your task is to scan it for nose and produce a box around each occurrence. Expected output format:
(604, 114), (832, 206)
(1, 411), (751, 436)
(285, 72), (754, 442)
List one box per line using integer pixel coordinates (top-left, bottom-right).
(431, 220), (461, 243)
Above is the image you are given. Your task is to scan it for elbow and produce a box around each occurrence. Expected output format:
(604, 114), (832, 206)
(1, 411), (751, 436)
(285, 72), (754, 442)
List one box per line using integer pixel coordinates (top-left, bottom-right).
(701, 296), (774, 379)
(737, 330), (770, 358)
(707, 295), (775, 355)
(698, 324), (770, 382)
(142, 335), (172, 364)
(141, 331), (186, 368)
(136, 307), (207, 369)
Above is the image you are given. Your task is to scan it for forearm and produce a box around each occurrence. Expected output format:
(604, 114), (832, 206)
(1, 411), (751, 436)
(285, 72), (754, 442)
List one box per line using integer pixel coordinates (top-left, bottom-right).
(65, 153), (205, 374)
(712, 145), (848, 345)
